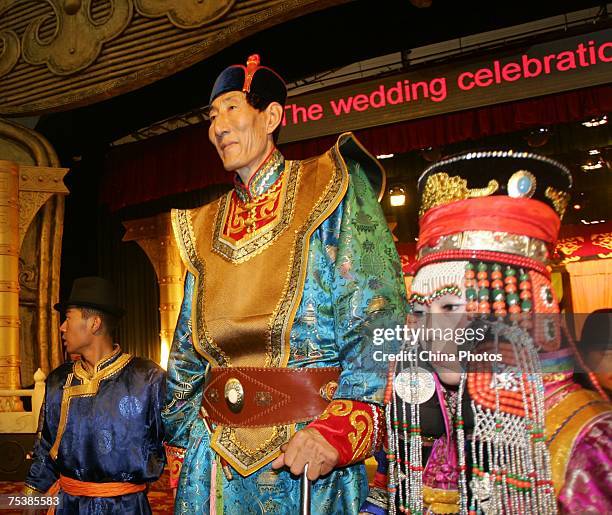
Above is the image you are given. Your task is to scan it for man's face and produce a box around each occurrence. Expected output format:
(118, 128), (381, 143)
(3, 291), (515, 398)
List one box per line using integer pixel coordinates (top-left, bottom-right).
(208, 91), (271, 176)
(59, 308), (93, 356)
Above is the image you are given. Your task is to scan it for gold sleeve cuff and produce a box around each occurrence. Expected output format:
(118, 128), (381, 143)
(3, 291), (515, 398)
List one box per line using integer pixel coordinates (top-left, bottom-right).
(23, 485), (43, 496)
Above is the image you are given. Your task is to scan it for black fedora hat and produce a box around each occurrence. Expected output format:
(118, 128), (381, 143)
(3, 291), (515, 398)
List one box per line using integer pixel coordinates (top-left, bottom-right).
(54, 276), (125, 318)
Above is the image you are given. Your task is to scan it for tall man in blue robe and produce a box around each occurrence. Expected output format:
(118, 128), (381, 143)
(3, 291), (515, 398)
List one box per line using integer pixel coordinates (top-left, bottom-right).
(162, 54), (407, 514)
(25, 276), (166, 514)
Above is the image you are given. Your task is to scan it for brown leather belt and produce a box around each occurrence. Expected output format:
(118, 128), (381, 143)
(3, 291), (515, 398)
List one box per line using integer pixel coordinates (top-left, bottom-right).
(201, 366), (341, 428)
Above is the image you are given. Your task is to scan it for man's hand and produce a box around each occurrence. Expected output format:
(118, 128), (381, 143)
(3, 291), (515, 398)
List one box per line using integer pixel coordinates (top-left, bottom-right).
(271, 428), (339, 480)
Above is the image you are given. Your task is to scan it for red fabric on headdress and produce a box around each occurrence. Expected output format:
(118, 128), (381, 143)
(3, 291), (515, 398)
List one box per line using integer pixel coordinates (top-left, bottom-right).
(243, 54), (260, 93)
(418, 196), (560, 253)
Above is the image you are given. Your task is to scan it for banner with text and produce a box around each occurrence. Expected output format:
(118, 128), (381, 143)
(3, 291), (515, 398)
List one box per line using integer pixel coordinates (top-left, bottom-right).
(278, 29), (612, 143)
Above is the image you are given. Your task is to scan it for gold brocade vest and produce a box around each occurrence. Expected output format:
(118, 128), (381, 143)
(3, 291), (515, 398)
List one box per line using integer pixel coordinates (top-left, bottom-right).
(545, 388), (611, 495)
(171, 133), (384, 476)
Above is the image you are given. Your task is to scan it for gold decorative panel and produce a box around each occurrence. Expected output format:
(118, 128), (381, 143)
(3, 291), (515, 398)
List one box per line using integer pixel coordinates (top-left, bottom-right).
(0, 160), (21, 400)
(135, 0), (236, 29)
(0, 0), (349, 115)
(21, 0), (133, 76)
(0, 29), (19, 77)
(19, 166), (69, 250)
(0, 118), (69, 391)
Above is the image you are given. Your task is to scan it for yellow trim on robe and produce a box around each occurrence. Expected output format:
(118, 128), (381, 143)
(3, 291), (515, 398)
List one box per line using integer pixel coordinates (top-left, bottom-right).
(423, 485), (460, 514)
(50, 353), (133, 460)
(545, 388), (611, 495)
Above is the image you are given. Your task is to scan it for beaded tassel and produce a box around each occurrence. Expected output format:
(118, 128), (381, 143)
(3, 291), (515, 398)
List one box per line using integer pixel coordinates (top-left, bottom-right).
(385, 362), (398, 515)
(492, 332), (506, 514)
(456, 372), (468, 515)
(477, 262), (491, 314)
(506, 266), (521, 317)
(388, 337), (425, 514)
(512, 330), (539, 513)
(399, 383), (408, 513)
(491, 264), (507, 317)
(466, 263), (533, 318)
(467, 322), (557, 515)
(465, 263), (477, 313)
(395, 357), (406, 513)
(407, 353), (423, 515)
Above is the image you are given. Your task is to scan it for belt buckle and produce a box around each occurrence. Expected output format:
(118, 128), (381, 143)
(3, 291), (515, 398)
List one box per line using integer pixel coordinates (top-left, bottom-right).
(224, 377), (244, 413)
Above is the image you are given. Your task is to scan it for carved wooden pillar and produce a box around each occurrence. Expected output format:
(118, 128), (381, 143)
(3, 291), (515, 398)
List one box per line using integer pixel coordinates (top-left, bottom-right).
(0, 161), (21, 407)
(123, 213), (184, 368)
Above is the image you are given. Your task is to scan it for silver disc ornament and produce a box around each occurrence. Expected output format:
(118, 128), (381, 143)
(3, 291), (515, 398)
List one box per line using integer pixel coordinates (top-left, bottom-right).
(393, 367), (436, 404)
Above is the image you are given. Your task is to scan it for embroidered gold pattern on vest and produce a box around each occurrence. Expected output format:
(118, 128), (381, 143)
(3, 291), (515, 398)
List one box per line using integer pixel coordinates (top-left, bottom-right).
(212, 424), (293, 476)
(224, 178), (283, 240)
(212, 161), (299, 263)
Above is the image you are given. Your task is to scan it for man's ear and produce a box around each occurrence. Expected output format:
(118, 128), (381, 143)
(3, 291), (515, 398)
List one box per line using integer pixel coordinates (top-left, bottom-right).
(265, 102), (283, 135)
(89, 315), (103, 335)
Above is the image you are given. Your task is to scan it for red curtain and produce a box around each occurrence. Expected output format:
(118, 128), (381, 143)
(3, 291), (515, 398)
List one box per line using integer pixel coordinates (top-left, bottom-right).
(395, 242), (417, 275)
(556, 221), (612, 261)
(101, 85), (611, 212)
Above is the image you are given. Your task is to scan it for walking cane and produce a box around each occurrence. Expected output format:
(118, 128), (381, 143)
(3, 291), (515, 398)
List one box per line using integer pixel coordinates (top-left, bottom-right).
(301, 463), (311, 515)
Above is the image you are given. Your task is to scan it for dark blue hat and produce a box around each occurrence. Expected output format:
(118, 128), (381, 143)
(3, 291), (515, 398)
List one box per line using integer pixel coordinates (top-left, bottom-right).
(209, 54), (287, 106)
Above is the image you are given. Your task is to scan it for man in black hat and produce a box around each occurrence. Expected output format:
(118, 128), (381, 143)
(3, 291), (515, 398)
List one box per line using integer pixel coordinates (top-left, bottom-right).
(162, 55), (407, 514)
(24, 277), (166, 514)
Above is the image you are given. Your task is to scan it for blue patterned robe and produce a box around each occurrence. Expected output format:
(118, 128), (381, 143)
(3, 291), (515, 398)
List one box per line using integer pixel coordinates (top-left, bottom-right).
(163, 149), (407, 514)
(25, 349), (166, 514)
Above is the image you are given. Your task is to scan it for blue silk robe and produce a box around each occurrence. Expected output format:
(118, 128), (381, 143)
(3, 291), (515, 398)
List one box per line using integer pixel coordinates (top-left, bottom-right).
(163, 149), (407, 514)
(25, 349), (166, 514)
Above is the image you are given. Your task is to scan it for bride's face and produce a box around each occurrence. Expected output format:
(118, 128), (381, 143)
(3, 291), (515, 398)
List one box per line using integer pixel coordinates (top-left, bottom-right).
(411, 292), (470, 347)
(409, 261), (470, 333)
(408, 263), (471, 385)
(412, 292), (467, 316)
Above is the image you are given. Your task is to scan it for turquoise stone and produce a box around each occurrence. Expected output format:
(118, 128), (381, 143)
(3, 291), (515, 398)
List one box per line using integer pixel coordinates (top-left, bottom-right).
(517, 176), (532, 194)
